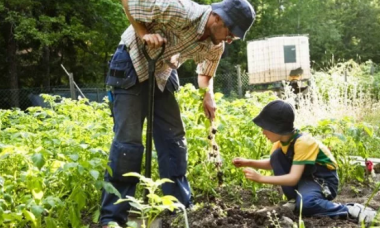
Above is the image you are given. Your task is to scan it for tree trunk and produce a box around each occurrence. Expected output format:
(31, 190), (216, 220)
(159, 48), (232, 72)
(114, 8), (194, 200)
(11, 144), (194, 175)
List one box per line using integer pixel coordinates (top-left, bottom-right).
(5, 22), (19, 108)
(42, 45), (51, 91)
(104, 51), (108, 82)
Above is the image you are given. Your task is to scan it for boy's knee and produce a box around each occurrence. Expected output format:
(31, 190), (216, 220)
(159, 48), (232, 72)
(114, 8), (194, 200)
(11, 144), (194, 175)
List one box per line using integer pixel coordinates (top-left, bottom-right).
(296, 194), (318, 215)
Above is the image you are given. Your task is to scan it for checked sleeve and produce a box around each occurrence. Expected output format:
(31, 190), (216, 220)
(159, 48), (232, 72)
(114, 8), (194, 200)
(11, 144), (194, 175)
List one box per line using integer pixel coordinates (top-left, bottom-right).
(196, 44), (224, 77)
(128, 0), (189, 28)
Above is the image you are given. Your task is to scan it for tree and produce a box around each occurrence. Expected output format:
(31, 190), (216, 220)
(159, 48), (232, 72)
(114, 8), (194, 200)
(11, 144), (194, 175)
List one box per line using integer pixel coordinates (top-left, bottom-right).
(0, 0), (127, 106)
(0, 0), (379, 108)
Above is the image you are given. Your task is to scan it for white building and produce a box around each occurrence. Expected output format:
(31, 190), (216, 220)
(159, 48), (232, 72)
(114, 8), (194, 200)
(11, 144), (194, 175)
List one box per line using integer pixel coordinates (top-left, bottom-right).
(247, 35), (311, 85)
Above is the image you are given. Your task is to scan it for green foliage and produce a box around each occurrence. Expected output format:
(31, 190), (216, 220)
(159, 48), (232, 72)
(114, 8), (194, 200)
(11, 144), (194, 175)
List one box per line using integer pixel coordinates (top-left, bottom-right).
(115, 173), (184, 228)
(0, 0), (128, 89)
(176, 84), (277, 197)
(266, 210), (281, 228)
(1, 62), (380, 226)
(295, 190), (306, 228)
(0, 97), (112, 227)
(2, 0), (380, 99)
(301, 117), (380, 184)
(249, 0), (380, 66)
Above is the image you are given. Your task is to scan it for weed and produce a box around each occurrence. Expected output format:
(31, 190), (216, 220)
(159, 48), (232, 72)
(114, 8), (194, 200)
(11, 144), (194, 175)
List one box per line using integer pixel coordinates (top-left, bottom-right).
(295, 190), (305, 228)
(115, 173), (187, 228)
(267, 210), (281, 228)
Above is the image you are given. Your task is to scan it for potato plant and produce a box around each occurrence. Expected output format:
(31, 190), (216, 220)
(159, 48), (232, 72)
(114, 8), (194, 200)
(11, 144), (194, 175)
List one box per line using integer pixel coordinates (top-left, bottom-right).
(1, 62), (380, 227)
(0, 98), (114, 227)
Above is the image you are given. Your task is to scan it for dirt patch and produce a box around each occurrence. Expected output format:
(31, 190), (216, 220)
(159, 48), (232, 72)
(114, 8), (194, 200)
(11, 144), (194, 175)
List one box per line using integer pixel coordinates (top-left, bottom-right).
(161, 178), (380, 228)
(162, 203), (361, 228)
(87, 178), (380, 228)
(162, 201), (357, 228)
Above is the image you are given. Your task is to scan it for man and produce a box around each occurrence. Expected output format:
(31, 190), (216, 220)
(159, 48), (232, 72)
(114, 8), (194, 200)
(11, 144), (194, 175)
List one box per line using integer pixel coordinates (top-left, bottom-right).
(101, 0), (255, 227)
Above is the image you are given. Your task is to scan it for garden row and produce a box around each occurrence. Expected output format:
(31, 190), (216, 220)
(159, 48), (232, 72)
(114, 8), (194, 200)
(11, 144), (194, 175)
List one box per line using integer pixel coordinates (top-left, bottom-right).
(1, 61), (380, 227)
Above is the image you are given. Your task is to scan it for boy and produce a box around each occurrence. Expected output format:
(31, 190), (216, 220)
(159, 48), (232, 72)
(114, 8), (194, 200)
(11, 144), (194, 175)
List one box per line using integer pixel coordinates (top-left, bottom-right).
(233, 100), (378, 225)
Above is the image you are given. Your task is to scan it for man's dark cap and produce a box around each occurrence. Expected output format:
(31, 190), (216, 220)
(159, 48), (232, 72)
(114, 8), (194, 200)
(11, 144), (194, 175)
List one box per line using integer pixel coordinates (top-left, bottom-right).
(211, 0), (256, 40)
(253, 100), (295, 134)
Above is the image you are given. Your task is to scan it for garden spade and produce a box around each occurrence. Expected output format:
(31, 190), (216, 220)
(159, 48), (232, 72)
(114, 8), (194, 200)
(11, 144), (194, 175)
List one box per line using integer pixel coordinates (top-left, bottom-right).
(141, 43), (165, 200)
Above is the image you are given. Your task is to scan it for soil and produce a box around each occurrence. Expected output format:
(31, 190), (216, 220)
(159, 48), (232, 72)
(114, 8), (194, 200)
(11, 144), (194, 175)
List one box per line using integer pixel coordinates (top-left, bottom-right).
(161, 178), (380, 228)
(88, 177), (380, 228)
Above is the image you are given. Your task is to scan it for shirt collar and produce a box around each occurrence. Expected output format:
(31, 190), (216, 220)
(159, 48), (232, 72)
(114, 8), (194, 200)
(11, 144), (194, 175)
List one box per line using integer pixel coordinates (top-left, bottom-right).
(280, 129), (300, 146)
(197, 7), (212, 37)
(196, 8), (224, 49)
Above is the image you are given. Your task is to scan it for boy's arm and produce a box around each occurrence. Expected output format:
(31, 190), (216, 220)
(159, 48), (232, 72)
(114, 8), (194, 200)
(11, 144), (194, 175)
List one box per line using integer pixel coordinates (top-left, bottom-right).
(243, 164), (305, 186)
(233, 158), (272, 170)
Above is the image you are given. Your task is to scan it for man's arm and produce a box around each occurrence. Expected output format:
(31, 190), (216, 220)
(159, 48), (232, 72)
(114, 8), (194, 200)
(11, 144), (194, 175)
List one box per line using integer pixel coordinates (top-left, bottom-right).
(196, 40), (224, 120)
(243, 164), (305, 186)
(198, 74), (216, 120)
(121, 0), (166, 48)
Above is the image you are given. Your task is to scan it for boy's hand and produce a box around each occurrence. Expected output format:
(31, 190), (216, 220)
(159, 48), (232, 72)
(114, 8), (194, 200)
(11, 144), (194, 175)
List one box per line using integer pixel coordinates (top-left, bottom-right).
(232, 157), (247, 167)
(242, 168), (262, 182)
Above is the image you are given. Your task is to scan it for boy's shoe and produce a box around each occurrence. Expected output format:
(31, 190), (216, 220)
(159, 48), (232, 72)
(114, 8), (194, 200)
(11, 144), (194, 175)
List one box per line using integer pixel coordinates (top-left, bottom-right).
(347, 203), (378, 225)
(282, 199), (296, 211)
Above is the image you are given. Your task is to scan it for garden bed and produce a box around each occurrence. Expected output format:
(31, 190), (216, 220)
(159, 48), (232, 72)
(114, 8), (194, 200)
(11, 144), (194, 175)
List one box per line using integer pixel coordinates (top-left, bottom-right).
(160, 178), (380, 228)
(86, 176), (380, 228)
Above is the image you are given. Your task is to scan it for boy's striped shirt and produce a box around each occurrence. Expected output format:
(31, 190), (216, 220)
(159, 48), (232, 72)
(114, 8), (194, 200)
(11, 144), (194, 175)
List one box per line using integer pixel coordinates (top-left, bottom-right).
(270, 133), (338, 170)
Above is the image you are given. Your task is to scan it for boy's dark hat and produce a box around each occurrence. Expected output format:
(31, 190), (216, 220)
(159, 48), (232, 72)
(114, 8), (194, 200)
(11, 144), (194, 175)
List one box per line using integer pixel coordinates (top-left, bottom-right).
(253, 100), (295, 134)
(211, 0), (256, 40)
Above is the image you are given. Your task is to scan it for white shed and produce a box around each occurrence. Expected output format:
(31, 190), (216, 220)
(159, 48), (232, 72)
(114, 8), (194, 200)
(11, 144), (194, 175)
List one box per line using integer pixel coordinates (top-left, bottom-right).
(247, 35), (311, 85)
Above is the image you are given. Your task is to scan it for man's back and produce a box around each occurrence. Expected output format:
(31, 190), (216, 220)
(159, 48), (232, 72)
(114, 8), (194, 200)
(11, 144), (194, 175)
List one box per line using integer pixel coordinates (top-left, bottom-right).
(120, 0), (224, 91)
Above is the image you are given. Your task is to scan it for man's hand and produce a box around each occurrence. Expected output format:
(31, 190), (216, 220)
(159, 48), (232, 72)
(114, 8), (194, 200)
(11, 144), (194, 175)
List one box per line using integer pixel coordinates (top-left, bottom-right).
(242, 168), (262, 182)
(203, 91), (217, 120)
(232, 157), (248, 167)
(142, 34), (167, 49)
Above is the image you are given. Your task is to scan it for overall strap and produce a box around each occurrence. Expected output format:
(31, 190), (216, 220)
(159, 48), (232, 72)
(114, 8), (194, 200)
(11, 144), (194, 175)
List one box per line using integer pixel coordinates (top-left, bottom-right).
(284, 132), (303, 161)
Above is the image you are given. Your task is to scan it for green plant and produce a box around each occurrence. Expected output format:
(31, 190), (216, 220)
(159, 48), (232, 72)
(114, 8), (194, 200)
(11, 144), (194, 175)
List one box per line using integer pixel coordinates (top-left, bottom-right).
(295, 190), (305, 228)
(268, 187), (282, 205)
(267, 210), (281, 228)
(115, 172), (187, 228)
(0, 96), (113, 227)
(1, 62), (380, 227)
(364, 182), (380, 227)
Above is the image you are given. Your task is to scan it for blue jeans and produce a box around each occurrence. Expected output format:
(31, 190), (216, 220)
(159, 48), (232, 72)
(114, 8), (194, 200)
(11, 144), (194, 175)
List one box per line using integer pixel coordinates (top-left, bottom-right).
(100, 46), (191, 226)
(270, 148), (349, 218)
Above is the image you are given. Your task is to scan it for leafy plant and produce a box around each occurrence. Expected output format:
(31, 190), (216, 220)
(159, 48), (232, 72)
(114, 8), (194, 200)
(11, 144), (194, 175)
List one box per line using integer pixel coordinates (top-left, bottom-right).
(295, 190), (305, 228)
(267, 210), (281, 228)
(1, 62), (380, 227)
(115, 172), (186, 228)
(0, 96), (113, 227)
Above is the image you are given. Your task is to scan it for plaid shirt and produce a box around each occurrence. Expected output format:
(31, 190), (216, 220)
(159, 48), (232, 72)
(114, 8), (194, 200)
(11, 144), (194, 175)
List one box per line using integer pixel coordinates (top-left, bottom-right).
(120, 0), (225, 91)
